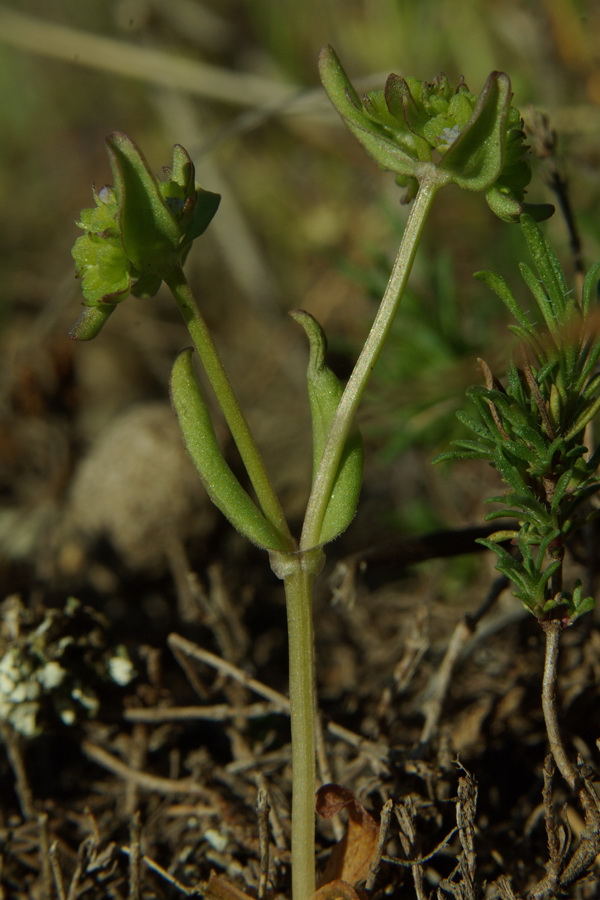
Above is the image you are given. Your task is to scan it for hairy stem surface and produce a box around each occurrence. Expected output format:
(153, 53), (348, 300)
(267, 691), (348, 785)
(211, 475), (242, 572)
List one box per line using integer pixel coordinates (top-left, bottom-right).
(283, 564), (317, 900)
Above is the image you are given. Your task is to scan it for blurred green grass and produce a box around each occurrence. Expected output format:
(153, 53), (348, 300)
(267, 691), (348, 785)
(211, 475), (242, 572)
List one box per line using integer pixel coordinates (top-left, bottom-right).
(1, 0), (599, 538)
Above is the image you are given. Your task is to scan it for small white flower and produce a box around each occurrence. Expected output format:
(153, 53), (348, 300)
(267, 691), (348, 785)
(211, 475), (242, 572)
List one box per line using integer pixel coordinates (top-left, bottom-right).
(440, 125), (462, 148)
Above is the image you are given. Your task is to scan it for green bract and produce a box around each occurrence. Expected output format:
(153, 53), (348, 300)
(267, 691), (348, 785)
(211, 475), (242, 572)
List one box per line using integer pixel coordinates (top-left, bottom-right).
(70, 134), (220, 340)
(319, 45), (553, 222)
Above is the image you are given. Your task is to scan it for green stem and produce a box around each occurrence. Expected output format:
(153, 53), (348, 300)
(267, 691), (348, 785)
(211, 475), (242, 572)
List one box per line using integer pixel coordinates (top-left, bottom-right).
(282, 561), (317, 900)
(300, 177), (441, 550)
(167, 266), (294, 551)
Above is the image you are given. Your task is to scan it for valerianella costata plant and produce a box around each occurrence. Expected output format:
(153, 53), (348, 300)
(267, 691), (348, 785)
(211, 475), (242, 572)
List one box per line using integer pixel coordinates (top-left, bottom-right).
(68, 49), (557, 900)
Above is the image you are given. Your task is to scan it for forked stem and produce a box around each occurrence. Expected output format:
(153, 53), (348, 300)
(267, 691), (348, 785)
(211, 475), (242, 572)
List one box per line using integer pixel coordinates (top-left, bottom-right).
(169, 174), (443, 900)
(283, 176), (441, 900)
(300, 176), (441, 551)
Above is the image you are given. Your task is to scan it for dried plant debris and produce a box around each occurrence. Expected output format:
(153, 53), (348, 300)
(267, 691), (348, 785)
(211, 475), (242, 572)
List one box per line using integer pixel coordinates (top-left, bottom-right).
(2, 530), (600, 899)
(316, 784), (380, 891)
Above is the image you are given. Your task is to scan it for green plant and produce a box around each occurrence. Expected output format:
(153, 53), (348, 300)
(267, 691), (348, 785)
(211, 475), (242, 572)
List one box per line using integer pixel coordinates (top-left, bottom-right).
(69, 49), (553, 900)
(437, 217), (600, 625)
(436, 217), (600, 892)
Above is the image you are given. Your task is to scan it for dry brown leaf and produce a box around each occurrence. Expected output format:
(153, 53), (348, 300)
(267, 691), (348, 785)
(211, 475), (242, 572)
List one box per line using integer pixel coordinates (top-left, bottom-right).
(311, 878), (362, 900)
(203, 871), (256, 900)
(316, 784), (379, 889)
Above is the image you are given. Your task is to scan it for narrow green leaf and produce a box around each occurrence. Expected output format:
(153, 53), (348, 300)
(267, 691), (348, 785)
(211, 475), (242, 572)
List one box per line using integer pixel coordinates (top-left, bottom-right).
(432, 447), (487, 463)
(550, 470), (573, 514)
(170, 349), (286, 551)
(318, 45), (420, 178)
(290, 310), (364, 545)
(474, 270), (533, 331)
(521, 215), (569, 318)
(564, 392), (600, 440)
(484, 529), (519, 542)
(484, 507), (529, 521)
(519, 262), (560, 336)
(581, 261), (600, 316)
(455, 410), (494, 440)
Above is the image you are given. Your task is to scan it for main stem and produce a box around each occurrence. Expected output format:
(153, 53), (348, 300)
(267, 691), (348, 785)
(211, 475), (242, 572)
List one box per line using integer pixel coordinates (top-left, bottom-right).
(300, 177), (441, 550)
(167, 267), (294, 551)
(284, 564), (317, 900)
(281, 177), (441, 900)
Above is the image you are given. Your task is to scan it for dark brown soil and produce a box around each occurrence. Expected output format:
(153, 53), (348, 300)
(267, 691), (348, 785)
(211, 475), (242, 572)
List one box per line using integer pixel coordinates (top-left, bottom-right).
(1, 307), (599, 900)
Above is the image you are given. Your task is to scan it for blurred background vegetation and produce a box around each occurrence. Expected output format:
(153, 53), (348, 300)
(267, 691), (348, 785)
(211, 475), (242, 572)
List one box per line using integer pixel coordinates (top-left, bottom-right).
(1, 0), (599, 548)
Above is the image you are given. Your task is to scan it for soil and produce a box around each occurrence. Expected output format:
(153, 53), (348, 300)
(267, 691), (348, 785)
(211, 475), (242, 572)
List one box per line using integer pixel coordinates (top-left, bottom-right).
(1, 311), (600, 900)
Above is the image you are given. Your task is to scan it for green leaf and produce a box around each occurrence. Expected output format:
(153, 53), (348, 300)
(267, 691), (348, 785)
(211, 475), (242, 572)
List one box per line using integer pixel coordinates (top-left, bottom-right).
(474, 270), (533, 331)
(106, 132), (181, 279)
(439, 71), (510, 191)
(519, 262), (560, 337)
(455, 409), (495, 440)
(485, 186), (553, 223)
(290, 309), (364, 545)
(564, 393), (600, 440)
(170, 349), (286, 551)
(521, 215), (569, 318)
(68, 305), (116, 341)
(484, 506), (528, 521)
(484, 529), (519, 542)
(184, 187), (221, 244)
(568, 583), (595, 621)
(493, 450), (529, 493)
(318, 45), (422, 179)
(432, 446), (488, 463)
(550, 469), (574, 514)
(581, 261), (600, 316)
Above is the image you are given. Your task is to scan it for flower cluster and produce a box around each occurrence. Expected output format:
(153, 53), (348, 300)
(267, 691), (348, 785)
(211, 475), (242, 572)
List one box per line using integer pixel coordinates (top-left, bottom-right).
(319, 46), (553, 222)
(71, 135), (220, 339)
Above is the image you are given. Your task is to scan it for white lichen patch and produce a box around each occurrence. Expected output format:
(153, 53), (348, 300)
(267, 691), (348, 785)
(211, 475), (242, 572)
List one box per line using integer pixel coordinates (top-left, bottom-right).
(108, 651), (135, 686)
(0, 596), (135, 737)
(38, 661), (66, 690)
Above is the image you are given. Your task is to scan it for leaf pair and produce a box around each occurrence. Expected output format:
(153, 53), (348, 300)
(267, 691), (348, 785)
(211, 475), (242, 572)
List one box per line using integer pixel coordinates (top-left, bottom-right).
(171, 313), (364, 554)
